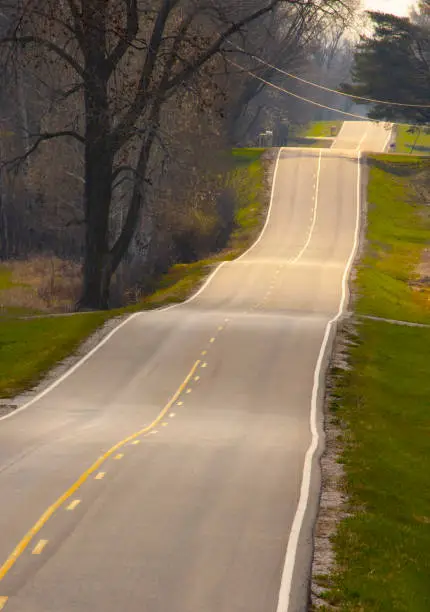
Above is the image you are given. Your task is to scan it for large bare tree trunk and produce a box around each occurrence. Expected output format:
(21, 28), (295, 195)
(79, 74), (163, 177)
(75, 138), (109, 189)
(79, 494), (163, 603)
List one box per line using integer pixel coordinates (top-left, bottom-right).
(77, 5), (114, 310)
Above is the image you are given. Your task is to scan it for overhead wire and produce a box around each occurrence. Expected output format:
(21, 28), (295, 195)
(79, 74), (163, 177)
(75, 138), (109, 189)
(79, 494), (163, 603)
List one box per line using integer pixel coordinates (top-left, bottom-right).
(226, 58), (382, 122)
(226, 41), (430, 109)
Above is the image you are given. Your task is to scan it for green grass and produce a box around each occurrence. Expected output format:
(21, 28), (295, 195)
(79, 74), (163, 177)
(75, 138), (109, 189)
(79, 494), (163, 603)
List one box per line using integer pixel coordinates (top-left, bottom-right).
(356, 155), (430, 323)
(0, 149), (267, 399)
(299, 120), (342, 138)
(0, 266), (14, 290)
(287, 137), (333, 149)
(232, 147), (266, 164)
(0, 313), (110, 398)
(323, 322), (430, 612)
(318, 156), (430, 611)
(396, 124), (430, 155)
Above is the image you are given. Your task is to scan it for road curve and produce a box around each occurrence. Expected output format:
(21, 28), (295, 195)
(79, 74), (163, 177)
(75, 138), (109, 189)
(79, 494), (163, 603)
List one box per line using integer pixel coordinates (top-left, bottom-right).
(0, 121), (390, 612)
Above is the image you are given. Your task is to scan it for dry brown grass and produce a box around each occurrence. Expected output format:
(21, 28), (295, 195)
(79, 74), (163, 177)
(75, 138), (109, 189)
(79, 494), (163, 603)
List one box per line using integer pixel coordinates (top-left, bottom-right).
(0, 256), (81, 313)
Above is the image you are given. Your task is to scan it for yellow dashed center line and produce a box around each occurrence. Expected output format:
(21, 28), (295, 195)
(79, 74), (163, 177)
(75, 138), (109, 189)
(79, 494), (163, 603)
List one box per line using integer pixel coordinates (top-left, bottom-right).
(209, 337), (215, 343)
(186, 388), (192, 394)
(94, 472), (106, 480)
(32, 540), (48, 555)
(0, 596), (8, 609)
(201, 350), (207, 356)
(66, 499), (81, 511)
(169, 413), (176, 418)
(218, 326), (223, 331)
(0, 360), (201, 582)
(177, 401), (184, 406)
(131, 440), (140, 445)
(114, 453), (124, 460)
(201, 362), (207, 368)
(161, 422), (168, 427)
(194, 376), (200, 382)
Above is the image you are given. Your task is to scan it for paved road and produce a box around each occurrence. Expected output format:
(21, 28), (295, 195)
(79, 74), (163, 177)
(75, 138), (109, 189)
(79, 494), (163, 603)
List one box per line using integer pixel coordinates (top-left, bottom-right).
(0, 121), (390, 612)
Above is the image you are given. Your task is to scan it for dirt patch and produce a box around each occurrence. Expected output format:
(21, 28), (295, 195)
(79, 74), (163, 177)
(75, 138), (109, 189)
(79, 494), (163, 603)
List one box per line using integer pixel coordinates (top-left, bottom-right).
(311, 319), (357, 610)
(310, 158), (370, 610)
(0, 403), (18, 418)
(410, 166), (430, 304)
(413, 167), (430, 287)
(416, 248), (430, 284)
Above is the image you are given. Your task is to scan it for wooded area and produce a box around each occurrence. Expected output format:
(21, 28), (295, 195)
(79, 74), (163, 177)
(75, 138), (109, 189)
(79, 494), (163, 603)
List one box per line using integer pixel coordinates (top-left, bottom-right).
(344, 0), (430, 123)
(0, 0), (357, 310)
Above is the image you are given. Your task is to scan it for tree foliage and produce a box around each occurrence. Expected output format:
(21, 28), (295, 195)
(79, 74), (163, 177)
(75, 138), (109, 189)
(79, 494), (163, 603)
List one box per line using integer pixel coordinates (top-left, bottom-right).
(343, 10), (430, 124)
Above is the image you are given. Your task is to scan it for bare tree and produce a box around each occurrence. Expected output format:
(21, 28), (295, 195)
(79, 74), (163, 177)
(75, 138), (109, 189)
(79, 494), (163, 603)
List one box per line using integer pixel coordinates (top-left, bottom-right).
(0, 0), (351, 309)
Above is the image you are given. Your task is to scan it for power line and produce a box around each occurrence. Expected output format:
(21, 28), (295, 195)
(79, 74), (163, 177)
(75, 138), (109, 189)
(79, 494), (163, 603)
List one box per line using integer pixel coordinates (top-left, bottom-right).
(226, 58), (380, 122)
(226, 41), (430, 109)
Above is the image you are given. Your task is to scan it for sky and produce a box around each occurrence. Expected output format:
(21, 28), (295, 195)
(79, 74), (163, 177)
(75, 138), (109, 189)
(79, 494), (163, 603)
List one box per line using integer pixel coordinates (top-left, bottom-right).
(363, 0), (417, 16)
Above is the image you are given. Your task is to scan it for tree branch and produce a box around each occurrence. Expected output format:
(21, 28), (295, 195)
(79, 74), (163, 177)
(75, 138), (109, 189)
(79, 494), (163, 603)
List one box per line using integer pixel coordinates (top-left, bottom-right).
(2, 130), (84, 170)
(0, 35), (85, 78)
(111, 0), (180, 151)
(105, 0), (139, 77)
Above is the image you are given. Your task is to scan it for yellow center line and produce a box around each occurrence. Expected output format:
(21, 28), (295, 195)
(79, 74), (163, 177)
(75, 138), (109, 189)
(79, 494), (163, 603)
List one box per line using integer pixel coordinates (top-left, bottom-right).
(209, 337), (215, 343)
(201, 350), (207, 356)
(194, 376), (200, 382)
(0, 360), (200, 582)
(130, 440), (140, 445)
(94, 472), (106, 480)
(186, 388), (192, 394)
(0, 596), (8, 609)
(114, 453), (124, 460)
(161, 422), (168, 427)
(32, 540), (48, 555)
(66, 500), (81, 511)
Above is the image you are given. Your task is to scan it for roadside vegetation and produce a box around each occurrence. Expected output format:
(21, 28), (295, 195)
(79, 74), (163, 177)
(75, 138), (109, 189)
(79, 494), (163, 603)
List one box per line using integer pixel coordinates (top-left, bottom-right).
(282, 121), (341, 149)
(396, 124), (430, 155)
(315, 155), (430, 611)
(0, 149), (267, 400)
(299, 120), (342, 138)
(357, 156), (430, 323)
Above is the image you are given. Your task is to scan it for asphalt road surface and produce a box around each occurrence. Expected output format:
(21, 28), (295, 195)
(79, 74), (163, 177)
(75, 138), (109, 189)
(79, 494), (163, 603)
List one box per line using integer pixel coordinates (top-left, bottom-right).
(0, 121), (391, 612)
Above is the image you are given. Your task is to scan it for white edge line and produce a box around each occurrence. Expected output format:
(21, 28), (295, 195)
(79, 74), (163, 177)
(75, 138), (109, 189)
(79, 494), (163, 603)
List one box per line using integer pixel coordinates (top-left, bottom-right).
(356, 128), (368, 152)
(382, 123), (394, 152)
(0, 312), (142, 422)
(276, 151), (363, 612)
(0, 148), (284, 423)
(236, 148), (283, 262)
(154, 146), (284, 310)
(331, 120), (346, 148)
(290, 151), (322, 264)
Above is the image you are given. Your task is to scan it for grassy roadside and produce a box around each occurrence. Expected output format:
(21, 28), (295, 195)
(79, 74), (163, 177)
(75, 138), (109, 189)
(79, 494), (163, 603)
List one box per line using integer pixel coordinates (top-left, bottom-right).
(299, 120), (342, 138)
(357, 156), (430, 323)
(0, 148), (268, 400)
(316, 156), (430, 611)
(0, 313), (111, 399)
(396, 124), (430, 155)
(0, 268), (13, 290)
